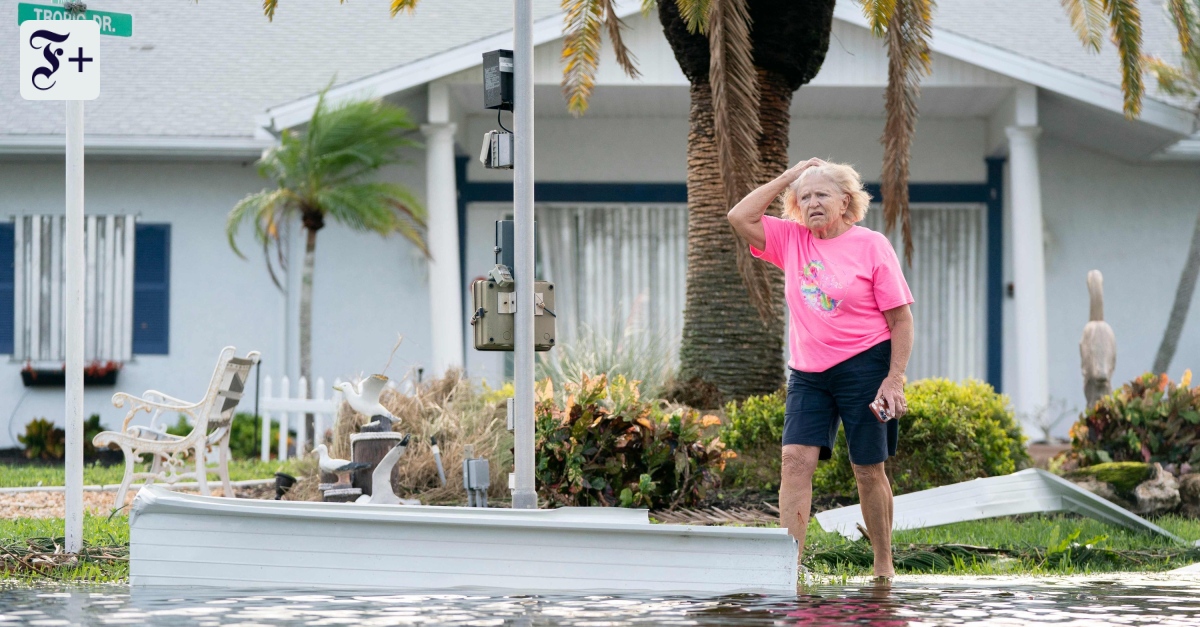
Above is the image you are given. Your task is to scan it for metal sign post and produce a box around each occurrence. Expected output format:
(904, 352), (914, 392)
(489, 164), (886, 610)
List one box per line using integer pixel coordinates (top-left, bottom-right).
(19, 14), (100, 552)
(510, 0), (537, 509)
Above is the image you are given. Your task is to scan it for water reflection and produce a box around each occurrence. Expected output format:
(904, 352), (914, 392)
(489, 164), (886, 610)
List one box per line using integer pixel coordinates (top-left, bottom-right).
(1, 575), (1199, 626)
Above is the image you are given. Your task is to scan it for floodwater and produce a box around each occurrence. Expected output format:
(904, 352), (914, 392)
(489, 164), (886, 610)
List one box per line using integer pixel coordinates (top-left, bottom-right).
(2, 575), (1200, 626)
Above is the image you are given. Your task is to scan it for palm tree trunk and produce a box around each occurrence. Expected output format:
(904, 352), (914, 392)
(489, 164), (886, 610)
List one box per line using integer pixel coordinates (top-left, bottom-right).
(1153, 206), (1200, 375)
(677, 76), (788, 402)
(300, 227), (317, 447)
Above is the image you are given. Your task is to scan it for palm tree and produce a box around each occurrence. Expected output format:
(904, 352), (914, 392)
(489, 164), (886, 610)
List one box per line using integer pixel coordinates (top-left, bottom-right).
(656, 0), (837, 402)
(1145, 0), (1200, 374)
(227, 92), (427, 441)
(257, 0), (1147, 403)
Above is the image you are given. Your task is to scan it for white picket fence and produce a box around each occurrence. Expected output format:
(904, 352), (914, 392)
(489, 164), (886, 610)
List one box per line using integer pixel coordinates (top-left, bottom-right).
(259, 375), (343, 462)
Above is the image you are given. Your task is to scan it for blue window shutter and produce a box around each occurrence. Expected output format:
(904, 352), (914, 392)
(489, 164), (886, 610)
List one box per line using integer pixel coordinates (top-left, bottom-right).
(0, 224), (12, 354)
(133, 224), (170, 355)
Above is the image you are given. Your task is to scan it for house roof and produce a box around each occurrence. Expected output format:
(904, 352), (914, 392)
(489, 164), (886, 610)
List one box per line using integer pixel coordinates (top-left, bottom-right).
(0, 0), (562, 155)
(268, 0), (1196, 140)
(1, 0), (1195, 155)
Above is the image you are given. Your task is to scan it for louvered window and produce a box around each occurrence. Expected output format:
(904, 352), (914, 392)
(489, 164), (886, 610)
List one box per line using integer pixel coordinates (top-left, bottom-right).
(535, 204), (688, 361)
(862, 205), (987, 382)
(12, 215), (137, 364)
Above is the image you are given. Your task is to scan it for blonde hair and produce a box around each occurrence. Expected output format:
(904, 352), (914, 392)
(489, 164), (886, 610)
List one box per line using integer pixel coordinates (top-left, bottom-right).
(782, 162), (872, 227)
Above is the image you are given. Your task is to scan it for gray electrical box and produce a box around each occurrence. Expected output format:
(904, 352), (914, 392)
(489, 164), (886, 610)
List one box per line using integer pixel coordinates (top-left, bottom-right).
(482, 49), (514, 111)
(479, 130), (513, 169)
(470, 277), (555, 351)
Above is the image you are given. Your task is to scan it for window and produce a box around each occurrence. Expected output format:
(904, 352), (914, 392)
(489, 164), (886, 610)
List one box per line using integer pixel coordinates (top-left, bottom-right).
(132, 224), (170, 355)
(0, 224), (13, 355)
(4, 217), (170, 359)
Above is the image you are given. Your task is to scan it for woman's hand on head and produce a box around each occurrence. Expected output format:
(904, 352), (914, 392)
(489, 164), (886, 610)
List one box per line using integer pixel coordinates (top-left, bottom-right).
(786, 158), (826, 180)
(875, 373), (907, 419)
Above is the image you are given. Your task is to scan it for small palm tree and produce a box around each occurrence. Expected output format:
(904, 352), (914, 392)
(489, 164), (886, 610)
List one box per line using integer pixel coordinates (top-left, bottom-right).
(1145, 0), (1200, 374)
(227, 91), (427, 439)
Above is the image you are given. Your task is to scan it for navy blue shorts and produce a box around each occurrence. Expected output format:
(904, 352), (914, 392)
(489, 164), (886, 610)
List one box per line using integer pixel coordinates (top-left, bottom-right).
(784, 340), (898, 466)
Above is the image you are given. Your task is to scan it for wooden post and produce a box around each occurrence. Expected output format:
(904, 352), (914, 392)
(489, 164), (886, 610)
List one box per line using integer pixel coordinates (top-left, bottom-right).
(351, 432), (404, 497)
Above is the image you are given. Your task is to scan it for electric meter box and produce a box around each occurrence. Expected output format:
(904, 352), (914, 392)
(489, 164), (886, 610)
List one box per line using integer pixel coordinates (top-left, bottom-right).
(471, 278), (555, 351)
(482, 50), (514, 111)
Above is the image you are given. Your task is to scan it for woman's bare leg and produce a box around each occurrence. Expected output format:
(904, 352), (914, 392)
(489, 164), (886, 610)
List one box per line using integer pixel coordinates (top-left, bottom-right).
(852, 461), (895, 577)
(779, 444), (822, 564)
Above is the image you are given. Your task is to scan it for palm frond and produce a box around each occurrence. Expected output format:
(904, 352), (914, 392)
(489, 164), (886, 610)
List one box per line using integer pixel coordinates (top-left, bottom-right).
(881, 0), (934, 266)
(1169, 0), (1195, 55)
(1061, 0), (1107, 51)
(561, 0), (606, 116)
(604, 0), (643, 80)
(227, 189), (292, 259)
(316, 182), (429, 254)
(641, 0), (657, 17)
(1105, 0), (1143, 118)
(708, 0), (771, 322)
(262, 0), (278, 21)
(1145, 55), (1200, 99)
(390, 0), (420, 16)
(1167, 0), (1200, 73)
(674, 0), (710, 33)
(858, 0), (897, 37)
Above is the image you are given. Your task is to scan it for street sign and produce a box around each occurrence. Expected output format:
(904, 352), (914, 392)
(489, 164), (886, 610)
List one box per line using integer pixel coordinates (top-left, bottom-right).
(20, 20), (99, 100)
(17, 3), (132, 38)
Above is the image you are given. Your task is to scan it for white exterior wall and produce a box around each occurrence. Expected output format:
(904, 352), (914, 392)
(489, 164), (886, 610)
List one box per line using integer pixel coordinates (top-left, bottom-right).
(0, 158), (431, 448)
(1037, 137), (1200, 432)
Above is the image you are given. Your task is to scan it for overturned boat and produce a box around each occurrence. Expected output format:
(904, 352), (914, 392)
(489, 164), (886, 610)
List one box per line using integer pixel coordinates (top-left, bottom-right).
(129, 485), (797, 592)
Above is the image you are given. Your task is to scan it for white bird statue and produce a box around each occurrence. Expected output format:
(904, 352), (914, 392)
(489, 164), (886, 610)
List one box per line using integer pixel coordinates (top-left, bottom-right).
(314, 444), (370, 486)
(334, 374), (400, 431)
(356, 434), (414, 505)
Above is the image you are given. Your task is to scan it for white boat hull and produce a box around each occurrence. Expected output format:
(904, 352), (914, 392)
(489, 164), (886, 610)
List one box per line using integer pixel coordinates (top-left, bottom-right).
(130, 485), (798, 593)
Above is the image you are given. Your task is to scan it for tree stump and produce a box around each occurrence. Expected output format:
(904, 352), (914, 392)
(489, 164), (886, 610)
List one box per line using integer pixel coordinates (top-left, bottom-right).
(351, 431), (404, 496)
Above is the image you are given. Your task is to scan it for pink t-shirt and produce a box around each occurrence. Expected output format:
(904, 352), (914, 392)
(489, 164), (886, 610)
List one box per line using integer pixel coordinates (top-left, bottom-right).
(750, 215), (913, 373)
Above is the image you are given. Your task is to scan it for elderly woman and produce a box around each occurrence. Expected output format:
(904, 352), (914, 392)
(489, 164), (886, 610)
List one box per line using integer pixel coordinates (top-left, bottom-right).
(727, 158), (914, 579)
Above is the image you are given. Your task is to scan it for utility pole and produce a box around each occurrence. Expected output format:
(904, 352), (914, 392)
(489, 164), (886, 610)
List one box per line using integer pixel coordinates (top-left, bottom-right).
(510, 0), (537, 509)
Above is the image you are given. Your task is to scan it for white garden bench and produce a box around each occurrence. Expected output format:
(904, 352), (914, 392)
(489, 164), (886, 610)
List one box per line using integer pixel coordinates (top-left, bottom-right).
(93, 346), (260, 508)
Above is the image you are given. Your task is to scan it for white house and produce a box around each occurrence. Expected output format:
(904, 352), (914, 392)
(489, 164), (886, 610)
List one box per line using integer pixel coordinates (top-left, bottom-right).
(1, 0), (1197, 448)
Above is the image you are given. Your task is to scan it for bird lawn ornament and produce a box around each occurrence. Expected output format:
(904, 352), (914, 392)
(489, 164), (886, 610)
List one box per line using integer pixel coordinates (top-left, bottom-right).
(335, 374), (400, 431)
(314, 444), (370, 486)
(1080, 270), (1117, 407)
(356, 434), (413, 505)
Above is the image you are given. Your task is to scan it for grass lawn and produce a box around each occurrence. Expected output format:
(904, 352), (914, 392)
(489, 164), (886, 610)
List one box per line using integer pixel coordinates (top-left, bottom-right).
(0, 458), (306, 488)
(1, 514), (129, 583)
(803, 514), (1200, 579)
(2, 511), (1197, 584)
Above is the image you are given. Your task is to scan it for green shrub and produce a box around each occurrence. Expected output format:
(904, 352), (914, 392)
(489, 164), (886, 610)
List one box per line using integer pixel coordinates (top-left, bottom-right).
(720, 379), (1028, 499)
(534, 373), (731, 509)
(1069, 371), (1200, 467)
(165, 413), (288, 459)
(721, 389), (786, 451)
(536, 322), (675, 399)
(719, 389), (785, 491)
(19, 418), (65, 460)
